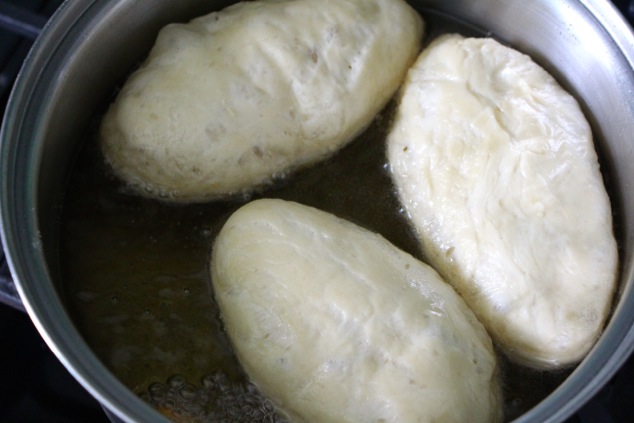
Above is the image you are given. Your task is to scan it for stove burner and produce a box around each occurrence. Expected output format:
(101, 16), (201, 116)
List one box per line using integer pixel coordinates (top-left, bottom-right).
(0, 2), (46, 39)
(0, 250), (22, 310)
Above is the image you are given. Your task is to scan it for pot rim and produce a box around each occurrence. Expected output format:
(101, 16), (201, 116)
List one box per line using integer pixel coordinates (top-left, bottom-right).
(1, 1), (634, 422)
(0, 2), (172, 422)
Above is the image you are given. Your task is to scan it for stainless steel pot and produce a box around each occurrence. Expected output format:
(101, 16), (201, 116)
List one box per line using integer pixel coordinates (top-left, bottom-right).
(1, 1), (633, 422)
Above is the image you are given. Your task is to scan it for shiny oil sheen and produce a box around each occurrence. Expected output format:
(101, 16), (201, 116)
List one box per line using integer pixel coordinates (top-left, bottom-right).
(2, 1), (634, 423)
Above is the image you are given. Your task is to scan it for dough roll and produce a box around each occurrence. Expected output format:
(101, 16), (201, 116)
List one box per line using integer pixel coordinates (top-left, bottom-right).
(387, 34), (618, 369)
(100, 0), (423, 202)
(211, 199), (502, 423)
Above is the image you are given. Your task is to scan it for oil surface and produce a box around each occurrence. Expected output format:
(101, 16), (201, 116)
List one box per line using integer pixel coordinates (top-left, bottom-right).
(58, 6), (604, 423)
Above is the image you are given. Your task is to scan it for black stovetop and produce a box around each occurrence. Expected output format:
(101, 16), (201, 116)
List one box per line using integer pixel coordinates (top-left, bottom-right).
(1, 1), (634, 422)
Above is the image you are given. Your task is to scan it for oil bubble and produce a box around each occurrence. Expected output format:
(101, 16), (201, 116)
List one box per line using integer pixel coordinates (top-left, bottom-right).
(142, 371), (288, 422)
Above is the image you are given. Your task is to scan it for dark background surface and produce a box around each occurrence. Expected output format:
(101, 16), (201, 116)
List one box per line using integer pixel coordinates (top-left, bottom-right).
(1, 0), (634, 422)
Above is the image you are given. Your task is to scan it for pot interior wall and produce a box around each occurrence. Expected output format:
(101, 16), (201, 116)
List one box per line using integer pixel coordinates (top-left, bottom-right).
(2, 0), (633, 422)
(36, 0), (236, 253)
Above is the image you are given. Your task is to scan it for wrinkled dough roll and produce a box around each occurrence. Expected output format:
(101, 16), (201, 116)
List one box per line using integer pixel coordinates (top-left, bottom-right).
(99, 0), (423, 202)
(387, 34), (618, 369)
(211, 199), (502, 423)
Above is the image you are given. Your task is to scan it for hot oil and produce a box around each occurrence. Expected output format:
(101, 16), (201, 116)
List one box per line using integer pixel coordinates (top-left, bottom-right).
(61, 103), (420, 422)
(60, 98), (417, 411)
(60, 5), (597, 423)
